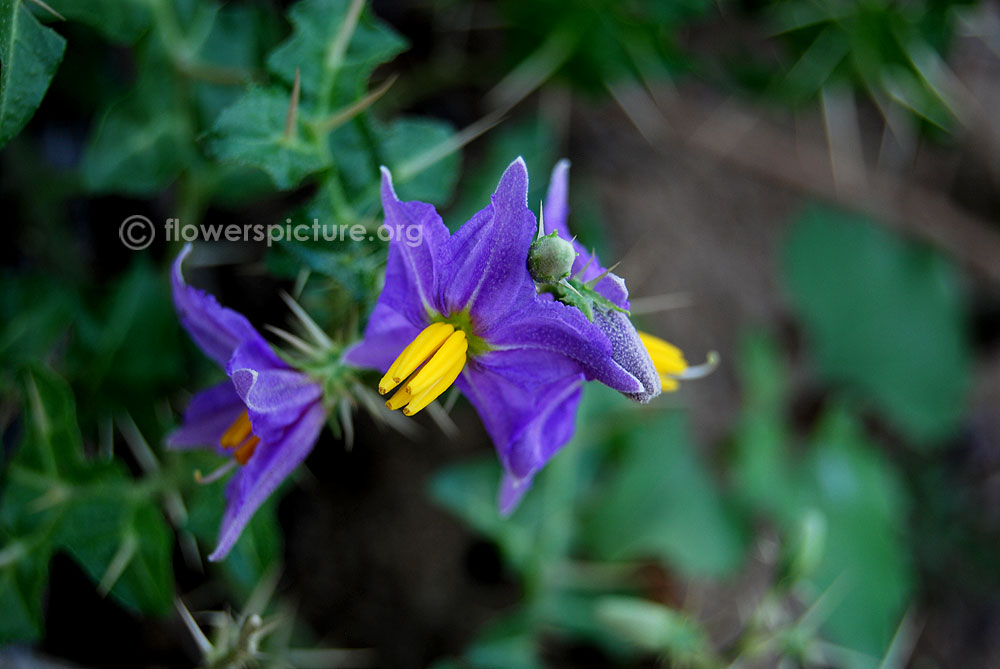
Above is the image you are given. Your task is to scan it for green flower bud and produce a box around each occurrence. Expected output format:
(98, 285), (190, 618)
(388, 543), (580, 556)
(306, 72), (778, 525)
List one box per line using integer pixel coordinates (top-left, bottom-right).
(528, 231), (576, 283)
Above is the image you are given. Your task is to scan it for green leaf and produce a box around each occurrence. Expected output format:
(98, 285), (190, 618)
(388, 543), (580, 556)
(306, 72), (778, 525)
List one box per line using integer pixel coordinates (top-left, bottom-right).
(430, 458), (537, 571)
(0, 0), (66, 147)
(583, 412), (747, 577)
(81, 49), (191, 194)
(782, 206), (971, 444)
(798, 407), (912, 662)
(0, 275), (77, 372)
(191, 4), (279, 126)
(377, 116), (460, 204)
(3, 366), (89, 492)
(730, 332), (800, 518)
(266, 0), (406, 105)
(55, 494), (173, 615)
(325, 118), (379, 201)
(70, 260), (187, 407)
(731, 335), (914, 661)
(207, 86), (330, 189)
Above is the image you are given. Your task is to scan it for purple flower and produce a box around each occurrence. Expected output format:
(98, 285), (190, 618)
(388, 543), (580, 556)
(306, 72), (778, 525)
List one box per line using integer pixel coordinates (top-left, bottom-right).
(542, 159), (703, 394)
(346, 158), (651, 512)
(168, 244), (326, 561)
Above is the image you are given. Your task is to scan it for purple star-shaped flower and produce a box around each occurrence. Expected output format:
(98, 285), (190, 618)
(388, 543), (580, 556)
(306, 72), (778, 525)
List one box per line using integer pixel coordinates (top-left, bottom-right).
(168, 244), (326, 561)
(346, 158), (655, 512)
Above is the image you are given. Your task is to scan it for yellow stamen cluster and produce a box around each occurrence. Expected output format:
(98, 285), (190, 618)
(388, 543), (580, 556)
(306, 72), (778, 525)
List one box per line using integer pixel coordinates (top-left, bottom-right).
(639, 331), (688, 392)
(379, 322), (468, 416)
(220, 411), (260, 465)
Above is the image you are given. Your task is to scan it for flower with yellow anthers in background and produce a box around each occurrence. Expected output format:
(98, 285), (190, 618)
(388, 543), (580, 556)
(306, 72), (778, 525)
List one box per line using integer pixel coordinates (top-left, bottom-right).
(168, 244), (326, 561)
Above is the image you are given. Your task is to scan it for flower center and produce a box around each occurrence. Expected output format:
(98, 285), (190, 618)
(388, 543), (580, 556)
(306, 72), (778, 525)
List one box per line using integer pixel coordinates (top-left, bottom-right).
(379, 322), (469, 416)
(219, 410), (260, 465)
(639, 331), (689, 392)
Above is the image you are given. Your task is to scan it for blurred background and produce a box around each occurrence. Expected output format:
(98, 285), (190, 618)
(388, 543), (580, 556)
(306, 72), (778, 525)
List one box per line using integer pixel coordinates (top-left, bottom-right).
(2, 0), (1000, 667)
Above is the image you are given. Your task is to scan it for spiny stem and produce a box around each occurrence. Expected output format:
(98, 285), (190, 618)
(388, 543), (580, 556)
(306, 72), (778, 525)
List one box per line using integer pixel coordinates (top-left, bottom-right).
(284, 68), (302, 140)
(571, 252), (595, 281)
(265, 324), (319, 358)
(397, 109), (504, 184)
(314, 74), (398, 134)
(584, 261), (621, 288)
(28, 0), (64, 21)
(98, 533), (138, 596)
(176, 598), (214, 656)
(117, 413), (160, 475)
(279, 291), (334, 349)
(325, 0), (365, 70)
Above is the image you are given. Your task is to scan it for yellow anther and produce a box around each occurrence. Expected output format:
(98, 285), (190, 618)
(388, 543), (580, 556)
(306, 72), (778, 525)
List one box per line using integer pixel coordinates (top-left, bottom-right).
(220, 411), (253, 448)
(233, 436), (260, 465)
(385, 385), (412, 410)
(403, 353), (466, 416)
(405, 331), (468, 397)
(377, 323), (469, 416)
(639, 331), (689, 392)
(378, 322), (454, 395)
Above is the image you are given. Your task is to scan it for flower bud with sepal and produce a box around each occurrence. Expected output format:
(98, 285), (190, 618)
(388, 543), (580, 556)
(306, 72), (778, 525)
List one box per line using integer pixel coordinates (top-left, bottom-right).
(528, 229), (577, 283)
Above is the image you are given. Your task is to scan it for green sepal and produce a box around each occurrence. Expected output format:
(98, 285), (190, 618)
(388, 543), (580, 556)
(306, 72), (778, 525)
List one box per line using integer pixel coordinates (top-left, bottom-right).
(541, 277), (629, 322)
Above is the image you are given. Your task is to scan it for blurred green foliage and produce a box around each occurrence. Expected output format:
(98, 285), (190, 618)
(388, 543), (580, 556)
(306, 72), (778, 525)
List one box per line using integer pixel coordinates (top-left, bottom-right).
(783, 207), (970, 444)
(732, 333), (915, 664)
(430, 386), (746, 667)
(0, 0), (986, 665)
(761, 0), (973, 128)
(0, 367), (173, 641)
(583, 413), (746, 577)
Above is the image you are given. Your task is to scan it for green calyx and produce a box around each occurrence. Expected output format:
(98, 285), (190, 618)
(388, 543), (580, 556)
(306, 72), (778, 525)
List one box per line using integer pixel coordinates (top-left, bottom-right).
(541, 277), (630, 322)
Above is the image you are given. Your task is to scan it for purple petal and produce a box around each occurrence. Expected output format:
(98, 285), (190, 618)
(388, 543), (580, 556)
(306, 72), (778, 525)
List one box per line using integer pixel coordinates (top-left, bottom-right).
(167, 382), (244, 451)
(496, 379), (583, 514)
(438, 157), (538, 324)
(499, 472), (532, 515)
(343, 302), (422, 372)
(457, 348), (583, 484)
(227, 338), (323, 443)
(380, 167), (450, 324)
(593, 308), (660, 403)
(484, 298), (646, 396)
(171, 244), (267, 368)
(543, 159), (572, 240)
(209, 400), (326, 561)
(541, 162), (630, 310)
